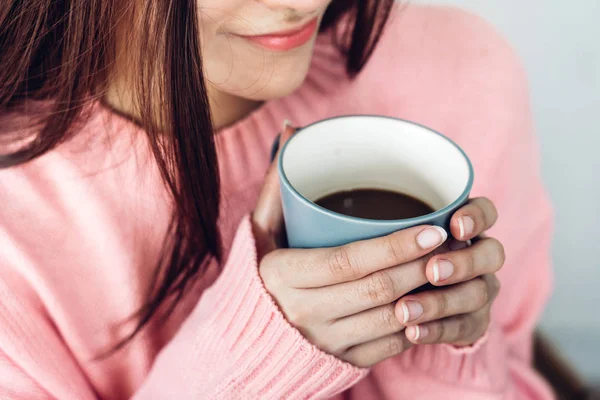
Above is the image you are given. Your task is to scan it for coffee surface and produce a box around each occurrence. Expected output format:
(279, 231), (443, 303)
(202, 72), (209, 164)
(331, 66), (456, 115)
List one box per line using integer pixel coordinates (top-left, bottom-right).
(315, 189), (435, 220)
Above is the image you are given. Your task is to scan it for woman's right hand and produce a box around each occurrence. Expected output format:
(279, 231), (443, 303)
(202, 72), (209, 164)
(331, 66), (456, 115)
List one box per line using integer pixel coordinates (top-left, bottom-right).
(257, 224), (448, 368)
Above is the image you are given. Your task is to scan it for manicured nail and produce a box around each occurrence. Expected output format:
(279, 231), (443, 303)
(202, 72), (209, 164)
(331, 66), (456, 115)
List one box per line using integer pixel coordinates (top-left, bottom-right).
(283, 119), (293, 131)
(406, 325), (429, 341)
(400, 301), (424, 324)
(417, 226), (447, 249)
(458, 216), (475, 239)
(433, 259), (454, 283)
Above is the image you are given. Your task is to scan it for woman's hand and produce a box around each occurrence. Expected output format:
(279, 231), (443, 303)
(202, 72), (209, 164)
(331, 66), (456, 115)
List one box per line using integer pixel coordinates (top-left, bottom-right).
(397, 198), (504, 347)
(255, 214), (450, 368)
(252, 124), (504, 367)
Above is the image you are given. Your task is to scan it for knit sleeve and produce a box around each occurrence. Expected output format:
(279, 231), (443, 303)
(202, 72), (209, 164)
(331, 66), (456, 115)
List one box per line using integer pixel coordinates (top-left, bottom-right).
(133, 216), (368, 399)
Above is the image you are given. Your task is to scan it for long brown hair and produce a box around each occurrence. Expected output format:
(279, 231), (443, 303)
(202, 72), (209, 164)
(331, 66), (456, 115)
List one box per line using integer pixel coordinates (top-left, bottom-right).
(0, 0), (394, 350)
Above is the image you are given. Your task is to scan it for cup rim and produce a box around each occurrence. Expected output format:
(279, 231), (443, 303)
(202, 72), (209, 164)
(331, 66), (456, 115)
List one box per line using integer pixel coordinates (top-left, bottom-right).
(278, 115), (474, 227)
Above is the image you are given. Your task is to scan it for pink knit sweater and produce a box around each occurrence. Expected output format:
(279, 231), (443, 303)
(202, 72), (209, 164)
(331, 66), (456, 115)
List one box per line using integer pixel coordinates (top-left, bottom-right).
(0, 5), (554, 399)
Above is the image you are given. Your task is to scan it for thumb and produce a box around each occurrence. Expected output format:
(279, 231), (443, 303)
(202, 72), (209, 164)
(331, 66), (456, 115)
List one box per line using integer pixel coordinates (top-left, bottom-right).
(252, 121), (297, 255)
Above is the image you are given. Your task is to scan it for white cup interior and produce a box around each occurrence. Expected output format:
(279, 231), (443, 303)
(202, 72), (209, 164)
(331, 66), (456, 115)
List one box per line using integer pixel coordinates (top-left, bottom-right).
(281, 116), (471, 215)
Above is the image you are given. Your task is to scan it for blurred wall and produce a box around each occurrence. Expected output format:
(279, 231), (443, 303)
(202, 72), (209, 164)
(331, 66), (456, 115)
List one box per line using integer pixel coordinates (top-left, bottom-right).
(411, 0), (600, 381)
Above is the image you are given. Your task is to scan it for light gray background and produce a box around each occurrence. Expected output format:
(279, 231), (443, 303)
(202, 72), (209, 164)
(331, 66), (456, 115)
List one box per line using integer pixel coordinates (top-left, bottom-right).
(413, 0), (600, 381)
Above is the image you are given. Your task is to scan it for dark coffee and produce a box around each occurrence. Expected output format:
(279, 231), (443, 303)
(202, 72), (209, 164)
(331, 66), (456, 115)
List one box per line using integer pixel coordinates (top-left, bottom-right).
(315, 189), (435, 220)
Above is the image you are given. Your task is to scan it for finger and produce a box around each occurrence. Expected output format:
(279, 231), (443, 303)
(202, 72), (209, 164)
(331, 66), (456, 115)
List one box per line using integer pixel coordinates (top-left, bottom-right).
(253, 121), (296, 233)
(396, 277), (490, 326)
(481, 273), (502, 302)
(405, 309), (490, 346)
(329, 304), (403, 349)
(426, 237), (505, 285)
(343, 332), (413, 368)
(306, 255), (429, 318)
(292, 258), (427, 321)
(252, 121), (296, 255)
(450, 197), (499, 241)
(269, 224), (447, 288)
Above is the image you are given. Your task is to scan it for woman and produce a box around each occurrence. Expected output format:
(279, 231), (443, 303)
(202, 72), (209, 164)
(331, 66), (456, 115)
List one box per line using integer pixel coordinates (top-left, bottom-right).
(0, 0), (553, 399)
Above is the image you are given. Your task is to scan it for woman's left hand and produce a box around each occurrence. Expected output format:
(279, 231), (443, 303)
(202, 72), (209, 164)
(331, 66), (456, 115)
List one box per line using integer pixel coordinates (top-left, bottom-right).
(395, 197), (505, 346)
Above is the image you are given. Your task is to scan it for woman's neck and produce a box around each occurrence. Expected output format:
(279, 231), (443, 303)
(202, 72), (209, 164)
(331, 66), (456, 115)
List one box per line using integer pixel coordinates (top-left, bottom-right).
(206, 85), (263, 130)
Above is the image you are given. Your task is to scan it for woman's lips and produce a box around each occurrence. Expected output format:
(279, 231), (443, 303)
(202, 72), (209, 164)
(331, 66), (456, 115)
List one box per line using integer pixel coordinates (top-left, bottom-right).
(235, 18), (319, 52)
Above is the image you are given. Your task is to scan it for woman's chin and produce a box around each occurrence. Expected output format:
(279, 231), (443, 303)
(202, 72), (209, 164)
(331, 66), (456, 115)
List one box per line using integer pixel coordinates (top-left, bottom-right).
(216, 70), (310, 102)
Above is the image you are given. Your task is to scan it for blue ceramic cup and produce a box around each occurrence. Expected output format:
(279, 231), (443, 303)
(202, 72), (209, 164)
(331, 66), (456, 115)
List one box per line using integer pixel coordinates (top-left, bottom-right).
(277, 115), (474, 248)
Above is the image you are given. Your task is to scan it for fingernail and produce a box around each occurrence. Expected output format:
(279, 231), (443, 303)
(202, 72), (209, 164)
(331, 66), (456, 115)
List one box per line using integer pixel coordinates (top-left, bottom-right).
(417, 226), (447, 249)
(283, 119), (293, 131)
(458, 216), (475, 239)
(406, 325), (429, 341)
(432, 259), (454, 283)
(400, 301), (424, 324)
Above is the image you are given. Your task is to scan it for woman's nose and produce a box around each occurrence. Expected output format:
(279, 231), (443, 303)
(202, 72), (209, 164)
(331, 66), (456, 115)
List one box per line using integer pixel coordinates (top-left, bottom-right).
(259, 0), (331, 14)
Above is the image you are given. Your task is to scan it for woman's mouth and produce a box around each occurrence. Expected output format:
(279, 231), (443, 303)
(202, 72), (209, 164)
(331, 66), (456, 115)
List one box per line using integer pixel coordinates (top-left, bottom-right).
(233, 17), (319, 52)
